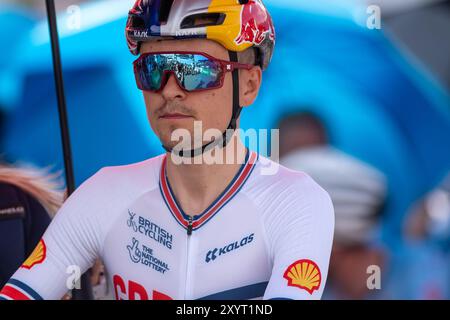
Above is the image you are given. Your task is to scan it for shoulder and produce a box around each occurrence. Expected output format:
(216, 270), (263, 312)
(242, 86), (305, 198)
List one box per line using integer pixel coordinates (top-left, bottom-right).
(84, 154), (165, 192)
(245, 154), (333, 211)
(242, 154), (334, 239)
(61, 155), (165, 217)
(49, 155), (166, 240)
(246, 155), (334, 264)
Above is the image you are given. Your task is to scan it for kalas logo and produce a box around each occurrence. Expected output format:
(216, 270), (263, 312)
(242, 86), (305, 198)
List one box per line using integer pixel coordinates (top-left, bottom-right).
(205, 233), (254, 263)
(235, 0), (274, 46)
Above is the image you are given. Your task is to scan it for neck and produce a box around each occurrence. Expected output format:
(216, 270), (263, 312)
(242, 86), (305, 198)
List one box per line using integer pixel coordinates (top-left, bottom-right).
(165, 134), (248, 217)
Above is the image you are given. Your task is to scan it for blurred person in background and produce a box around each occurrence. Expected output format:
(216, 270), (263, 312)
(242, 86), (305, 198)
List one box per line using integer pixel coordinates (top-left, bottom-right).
(0, 163), (63, 288)
(405, 173), (450, 251)
(0, 162), (112, 299)
(278, 112), (390, 299)
(397, 173), (450, 299)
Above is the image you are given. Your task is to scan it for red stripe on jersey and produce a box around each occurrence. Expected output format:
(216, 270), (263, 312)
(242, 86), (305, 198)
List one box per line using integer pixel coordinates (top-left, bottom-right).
(161, 151), (257, 230)
(160, 157), (188, 227)
(193, 151), (258, 227)
(0, 285), (31, 300)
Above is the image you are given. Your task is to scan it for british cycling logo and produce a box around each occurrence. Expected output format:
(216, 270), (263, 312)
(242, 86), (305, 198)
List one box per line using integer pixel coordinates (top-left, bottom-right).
(205, 233), (254, 263)
(127, 209), (173, 249)
(127, 237), (170, 275)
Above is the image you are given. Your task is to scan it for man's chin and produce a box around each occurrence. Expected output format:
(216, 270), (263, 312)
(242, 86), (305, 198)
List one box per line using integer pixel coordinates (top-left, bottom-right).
(159, 135), (192, 151)
(158, 121), (194, 133)
(160, 138), (209, 153)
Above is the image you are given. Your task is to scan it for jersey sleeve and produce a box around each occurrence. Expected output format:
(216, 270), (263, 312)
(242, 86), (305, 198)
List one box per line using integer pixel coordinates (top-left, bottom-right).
(262, 173), (335, 300)
(0, 168), (110, 300)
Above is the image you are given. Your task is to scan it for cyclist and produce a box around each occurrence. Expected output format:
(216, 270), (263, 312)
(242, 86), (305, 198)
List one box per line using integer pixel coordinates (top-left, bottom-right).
(1, 0), (334, 300)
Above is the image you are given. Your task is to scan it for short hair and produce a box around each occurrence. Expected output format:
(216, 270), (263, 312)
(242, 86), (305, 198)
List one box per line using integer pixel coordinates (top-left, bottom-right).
(237, 47), (257, 66)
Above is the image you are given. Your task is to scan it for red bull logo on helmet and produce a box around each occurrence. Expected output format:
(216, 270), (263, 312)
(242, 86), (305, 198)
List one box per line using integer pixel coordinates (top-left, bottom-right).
(234, 0), (275, 46)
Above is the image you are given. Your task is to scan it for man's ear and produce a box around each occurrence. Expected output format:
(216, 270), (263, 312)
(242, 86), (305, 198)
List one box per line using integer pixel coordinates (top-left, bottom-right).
(239, 66), (262, 107)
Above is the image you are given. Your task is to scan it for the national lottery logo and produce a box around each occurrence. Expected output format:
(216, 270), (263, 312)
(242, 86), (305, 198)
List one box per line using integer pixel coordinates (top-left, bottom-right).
(127, 237), (170, 275)
(127, 210), (173, 250)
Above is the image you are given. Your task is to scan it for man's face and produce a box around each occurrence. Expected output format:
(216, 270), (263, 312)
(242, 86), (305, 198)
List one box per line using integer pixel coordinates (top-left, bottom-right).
(139, 39), (237, 150)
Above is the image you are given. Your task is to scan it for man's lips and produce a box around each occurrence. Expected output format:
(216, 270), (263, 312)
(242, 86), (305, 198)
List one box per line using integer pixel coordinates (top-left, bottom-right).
(159, 113), (192, 120)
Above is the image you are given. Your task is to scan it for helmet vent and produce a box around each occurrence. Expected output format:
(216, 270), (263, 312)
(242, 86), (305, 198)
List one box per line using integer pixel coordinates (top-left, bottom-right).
(159, 0), (175, 24)
(181, 13), (226, 29)
(130, 16), (146, 29)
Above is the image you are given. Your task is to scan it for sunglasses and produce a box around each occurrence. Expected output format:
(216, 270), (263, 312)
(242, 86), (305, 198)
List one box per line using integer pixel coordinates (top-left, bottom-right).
(133, 51), (254, 92)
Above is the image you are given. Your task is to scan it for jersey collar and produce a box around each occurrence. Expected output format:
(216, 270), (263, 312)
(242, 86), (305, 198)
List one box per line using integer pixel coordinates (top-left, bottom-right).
(159, 149), (258, 232)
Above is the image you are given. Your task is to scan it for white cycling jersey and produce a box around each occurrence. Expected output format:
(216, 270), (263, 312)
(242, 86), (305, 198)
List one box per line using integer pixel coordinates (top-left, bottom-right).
(0, 150), (334, 300)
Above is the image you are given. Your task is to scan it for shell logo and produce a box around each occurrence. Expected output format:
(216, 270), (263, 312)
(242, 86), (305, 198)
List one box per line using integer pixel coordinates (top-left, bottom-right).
(21, 239), (47, 269)
(283, 259), (321, 294)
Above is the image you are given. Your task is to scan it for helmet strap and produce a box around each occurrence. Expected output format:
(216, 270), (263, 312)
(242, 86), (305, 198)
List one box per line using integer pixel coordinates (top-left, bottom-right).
(163, 50), (242, 158)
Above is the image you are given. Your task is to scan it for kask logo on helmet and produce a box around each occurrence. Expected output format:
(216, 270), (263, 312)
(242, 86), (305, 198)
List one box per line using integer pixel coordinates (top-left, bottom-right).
(234, 0), (275, 46)
(134, 30), (149, 38)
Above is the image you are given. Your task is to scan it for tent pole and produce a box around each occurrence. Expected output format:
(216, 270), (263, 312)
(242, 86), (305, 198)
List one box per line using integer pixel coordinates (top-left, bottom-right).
(45, 0), (93, 300)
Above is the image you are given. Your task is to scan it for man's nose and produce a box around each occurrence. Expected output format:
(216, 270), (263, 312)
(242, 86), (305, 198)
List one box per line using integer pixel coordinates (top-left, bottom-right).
(161, 73), (186, 101)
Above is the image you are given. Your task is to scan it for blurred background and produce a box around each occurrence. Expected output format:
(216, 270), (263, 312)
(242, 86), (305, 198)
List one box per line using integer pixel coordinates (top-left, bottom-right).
(0, 0), (449, 299)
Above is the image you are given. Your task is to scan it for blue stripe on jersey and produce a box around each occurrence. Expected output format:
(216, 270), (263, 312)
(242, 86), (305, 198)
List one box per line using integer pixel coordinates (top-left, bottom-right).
(197, 281), (269, 300)
(0, 296), (7, 300)
(8, 278), (43, 300)
(269, 297), (293, 300)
